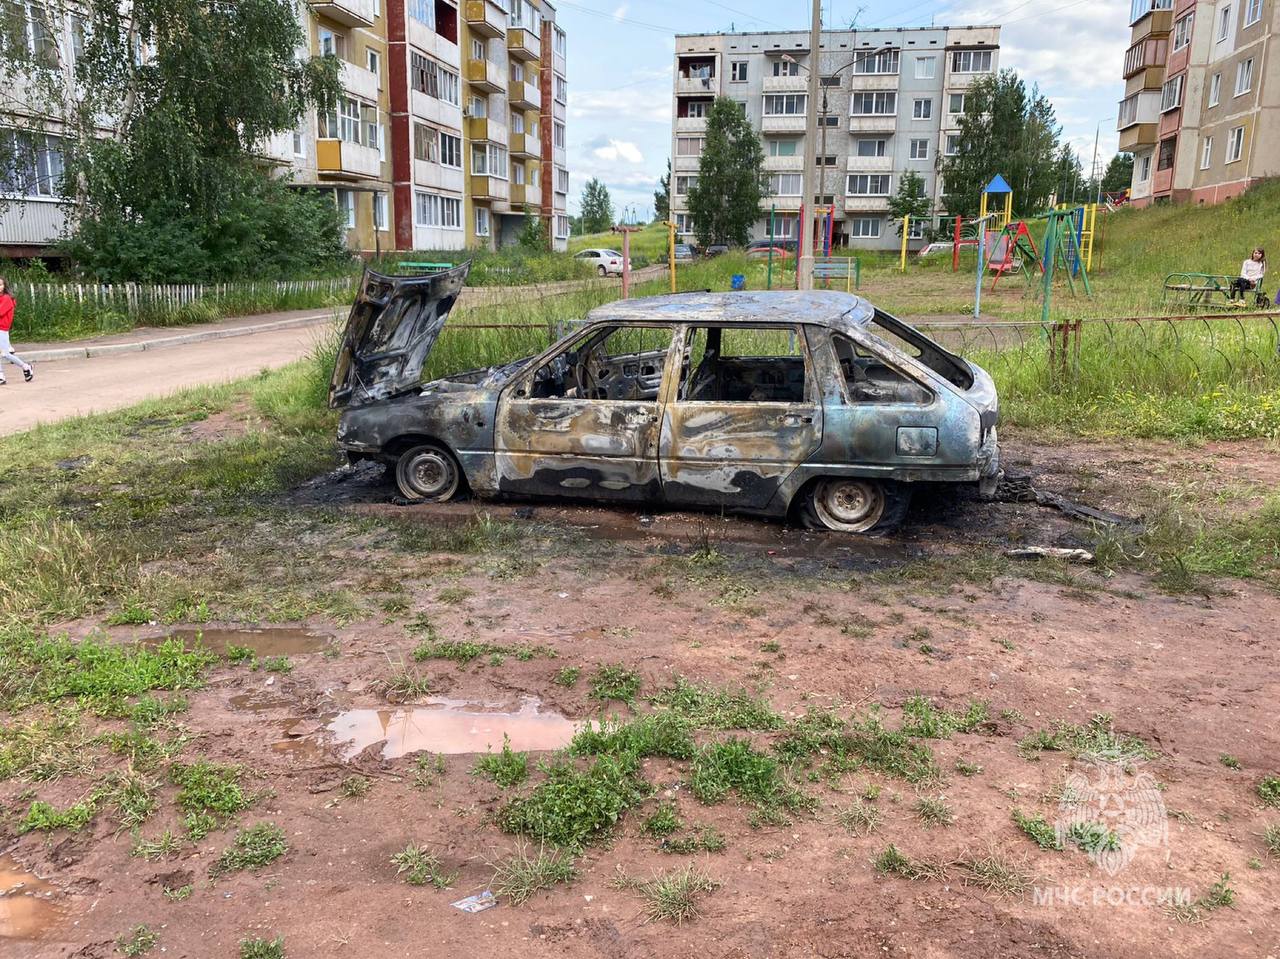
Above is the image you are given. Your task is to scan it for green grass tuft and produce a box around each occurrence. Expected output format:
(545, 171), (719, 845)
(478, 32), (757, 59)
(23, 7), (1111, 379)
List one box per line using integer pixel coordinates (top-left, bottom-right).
(212, 823), (287, 875)
(498, 754), (649, 849)
(1017, 713), (1155, 762)
(239, 937), (285, 959)
(116, 924), (158, 957)
(589, 664), (642, 705)
(390, 843), (456, 888)
(490, 845), (576, 905)
(900, 696), (989, 739)
(690, 738), (812, 814)
(570, 712), (695, 761)
(473, 735), (529, 789)
(1258, 775), (1280, 807)
(873, 844), (946, 881)
(1012, 809), (1064, 850)
(648, 677), (782, 730)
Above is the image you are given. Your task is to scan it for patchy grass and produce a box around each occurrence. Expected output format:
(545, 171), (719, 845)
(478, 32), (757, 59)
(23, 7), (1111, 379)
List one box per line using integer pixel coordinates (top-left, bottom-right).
(1219, 753), (1242, 770)
(239, 937), (286, 959)
(18, 797), (97, 834)
(212, 823), (288, 876)
(1169, 873), (1237, 924)
(413, 637), (556, 665)
(380, 665), (432, 701)
(553, 666), (581, 687)
(836, 798), (883, 836)
(589, 664), (642, 705)
(643, 801), (682, 838)
(1065, 821), (1121, 855)
(1012, 809), (1064, 850)
(340, 775), (372, 799)
(570, 712), (695, 762)
(1017, 714), (1155, 762)
(161, 882), (193, 901)
(131, 831), (181, 861)
(473, 735), (529, 789)
(649, 677), (782, 730)
(498, 754), (650, 849)
(660, 827), (727, 854)
(954, 759), (984, 777)
(1263, 823), (1280, 858)
(690, 738), (811, 814)
(775, 710), (940, 784)
(959, 848), (1032, 898)
(914, 795), (955, 827)
(171, 760), (253, 829)
(900, 696), (989, 739)
(873, 844), (947, 881)
(116, 924), (159, 957)
(489, 845), (576, 905)
(616, 865), (720, 924)
(391, 843), (456, 889)
(1258, 775), (1280, 807)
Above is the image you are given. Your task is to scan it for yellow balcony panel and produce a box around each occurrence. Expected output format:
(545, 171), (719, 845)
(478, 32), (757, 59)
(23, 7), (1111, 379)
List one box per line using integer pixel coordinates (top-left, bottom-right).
(507, 26), (541, 62)
(465, 58), (504, 94)
(510, 132), (540, 158)
(470, 174), (510, 202)
(464, 0), (505, 38)
(509, 183), (527, 206)
(1118, 123), (1158, 152)
(309, 0), (375, 28)
(316, 138), (382, 180)
(509, 78), (540, 110)
(1131, 10), (1173, 42)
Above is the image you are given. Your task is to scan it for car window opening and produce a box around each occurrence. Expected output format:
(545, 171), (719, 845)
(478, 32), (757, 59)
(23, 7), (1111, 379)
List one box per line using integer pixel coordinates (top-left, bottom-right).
(832, 333), (932, 405)
(678, 325), (808, 403)
(528, 325), (673, 401)
(866, 310), (975, 389)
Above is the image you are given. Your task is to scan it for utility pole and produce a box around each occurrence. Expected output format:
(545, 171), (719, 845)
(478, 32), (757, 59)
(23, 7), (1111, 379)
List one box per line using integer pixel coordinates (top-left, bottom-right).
(612, 224), (643, 299)
(798, 0), (822, 291)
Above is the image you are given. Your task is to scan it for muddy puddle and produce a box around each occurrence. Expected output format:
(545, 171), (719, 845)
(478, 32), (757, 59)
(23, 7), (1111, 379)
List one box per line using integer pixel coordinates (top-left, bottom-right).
(159, 626), (332, 657)
(0, 856), (65, 941)
(324, 697), (583, 760)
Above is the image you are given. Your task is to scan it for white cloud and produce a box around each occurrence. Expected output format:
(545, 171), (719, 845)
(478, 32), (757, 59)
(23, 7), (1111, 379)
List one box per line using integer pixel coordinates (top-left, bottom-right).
(613, 4), (629, 22)
(592, 139), (645, 164)
(568, 86), (671, 124)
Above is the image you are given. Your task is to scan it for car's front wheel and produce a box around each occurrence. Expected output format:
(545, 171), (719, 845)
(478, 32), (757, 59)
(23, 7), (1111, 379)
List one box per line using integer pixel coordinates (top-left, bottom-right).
(395, 444), (461, 502)
(803, 478), (910, 535)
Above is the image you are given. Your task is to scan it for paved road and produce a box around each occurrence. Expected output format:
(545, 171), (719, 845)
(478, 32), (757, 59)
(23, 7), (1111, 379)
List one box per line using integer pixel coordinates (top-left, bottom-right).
(1, 320), (334, 437)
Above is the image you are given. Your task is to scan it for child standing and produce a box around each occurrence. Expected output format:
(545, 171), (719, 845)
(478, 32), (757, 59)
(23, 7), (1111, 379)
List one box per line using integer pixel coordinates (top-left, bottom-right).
(0, 276), (34, 384)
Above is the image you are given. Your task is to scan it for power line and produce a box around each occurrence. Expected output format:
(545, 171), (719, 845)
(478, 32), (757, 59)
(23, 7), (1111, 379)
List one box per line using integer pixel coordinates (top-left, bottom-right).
(554, 1), (677, 34)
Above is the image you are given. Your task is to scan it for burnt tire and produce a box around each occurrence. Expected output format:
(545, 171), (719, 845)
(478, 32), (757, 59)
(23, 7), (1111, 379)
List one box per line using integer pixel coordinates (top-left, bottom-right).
(802, 478), (911, 535)
(394, 444), (462, 502)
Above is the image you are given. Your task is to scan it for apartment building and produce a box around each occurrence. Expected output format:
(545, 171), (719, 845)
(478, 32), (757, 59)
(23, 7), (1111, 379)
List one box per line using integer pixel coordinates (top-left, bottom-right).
(669, 25), (1000, 251)
(1122, 0), (1280, 206)
(542, 7), (570, 251)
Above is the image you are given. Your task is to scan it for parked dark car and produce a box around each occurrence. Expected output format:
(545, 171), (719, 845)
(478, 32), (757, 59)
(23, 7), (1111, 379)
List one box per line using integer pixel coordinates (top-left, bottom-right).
(330, 264), (1001, 534)
(703, 244), (730, 258)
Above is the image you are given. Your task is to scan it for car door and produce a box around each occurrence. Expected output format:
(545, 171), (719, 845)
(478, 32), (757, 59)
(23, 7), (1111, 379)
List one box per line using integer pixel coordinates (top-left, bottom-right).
(493, 323), (677, 502)
(659, 323), (823, 510)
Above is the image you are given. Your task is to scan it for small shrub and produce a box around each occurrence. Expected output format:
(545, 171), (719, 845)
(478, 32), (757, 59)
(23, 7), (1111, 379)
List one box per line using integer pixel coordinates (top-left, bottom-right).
(116, 924), (158, 957)
(691, 738), (810, 813)
(1219, 754), (1241, 770)
(498, 754), (649, 849)
(1258, 775), (1280, 807)
(239, 937), (285, 959)
(473, 735), (529, 789)
(570, 712), (695, 761)
(643, 801), (681, 838)
(553, 666), (581, 687)
(340, 775), (372, 799)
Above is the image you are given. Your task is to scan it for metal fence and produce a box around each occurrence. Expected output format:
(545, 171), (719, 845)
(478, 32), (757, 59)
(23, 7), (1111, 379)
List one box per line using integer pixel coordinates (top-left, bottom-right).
(13, 277), (354, 314)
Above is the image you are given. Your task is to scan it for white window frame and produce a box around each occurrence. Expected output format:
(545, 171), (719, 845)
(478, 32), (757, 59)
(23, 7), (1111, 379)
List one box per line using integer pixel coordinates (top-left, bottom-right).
(850, 217), (881, 239)
(1139, 154), (1152, 181)
(367, 48), (380, 78)
(1160, 74), (1183, 112)
(850, 92), (896, 116)
(909, 139), (929, 160)
(373, 193), (388, 232)
(1208, 72), (1222, 107)
(768, 139), (799, 157)
(730, 60), (748, 82)
(846, 174), (891, 197)
(948, 93), (966, 115)
(337, 189), (355, 229)
(854, 49), (900, 75)
(907, 219), (927, 240)
(945, 134), (961, 156)
(915, 56), (936, 80)
(951, 50), (993, 73)
(676, 136), (705, 157)
(1218, 6), (1232, 41)
(855, 138), (886, 157)
(1244, 0), (1263, 25)
(408, 0), (435, 28)
(1235, 58), (1253, 96)
(1201, 136), (1213, 169)
(474, 206), (491, 237)
(1226, 125), (1244, 163)
(763, 94), (807, 116)
(768, 173), (802, 196)
(440, 133), (462, 168)
(1173, 13), (1194, 51)
(913, 98), (932, 120)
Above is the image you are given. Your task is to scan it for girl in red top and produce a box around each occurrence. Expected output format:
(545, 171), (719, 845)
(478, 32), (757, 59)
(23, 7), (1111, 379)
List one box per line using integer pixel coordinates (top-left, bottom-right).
(0, 276), (34, 384)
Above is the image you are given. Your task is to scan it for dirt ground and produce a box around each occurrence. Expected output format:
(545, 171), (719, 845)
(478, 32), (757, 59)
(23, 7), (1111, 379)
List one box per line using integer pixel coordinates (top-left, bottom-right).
(4, 433), (1280, 959)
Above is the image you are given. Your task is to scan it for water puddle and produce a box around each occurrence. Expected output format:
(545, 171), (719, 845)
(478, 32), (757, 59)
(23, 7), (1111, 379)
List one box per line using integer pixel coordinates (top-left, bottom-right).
(160, 626), (331, 657)
(0, 856), (65, 941)
(325, 697), (583, 760)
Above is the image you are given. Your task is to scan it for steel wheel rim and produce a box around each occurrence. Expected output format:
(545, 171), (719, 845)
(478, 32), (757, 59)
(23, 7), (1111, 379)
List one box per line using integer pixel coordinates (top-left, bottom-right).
(814, 480), (886, 533)
(398, 449), (458, 500)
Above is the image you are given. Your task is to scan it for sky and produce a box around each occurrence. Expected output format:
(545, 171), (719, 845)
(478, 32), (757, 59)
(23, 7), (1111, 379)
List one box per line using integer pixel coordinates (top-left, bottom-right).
(554, 0), (1131, 220)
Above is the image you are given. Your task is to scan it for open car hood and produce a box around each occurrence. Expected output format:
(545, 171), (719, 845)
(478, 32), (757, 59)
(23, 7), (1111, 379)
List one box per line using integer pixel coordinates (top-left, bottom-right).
(328, 262), (471, 409)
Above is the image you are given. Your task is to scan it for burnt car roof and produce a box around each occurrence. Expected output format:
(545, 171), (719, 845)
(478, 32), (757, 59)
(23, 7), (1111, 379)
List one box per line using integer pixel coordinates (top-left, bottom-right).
(584, 290), (874, 330)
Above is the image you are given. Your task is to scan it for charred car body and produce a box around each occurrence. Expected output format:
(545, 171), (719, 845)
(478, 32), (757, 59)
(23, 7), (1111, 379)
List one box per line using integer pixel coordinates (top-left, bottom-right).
(330, 263), (1000, 534)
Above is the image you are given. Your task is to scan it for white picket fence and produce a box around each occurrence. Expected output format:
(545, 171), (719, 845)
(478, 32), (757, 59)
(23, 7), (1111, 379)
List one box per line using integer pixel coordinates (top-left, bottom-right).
(14, 277), (354, 316)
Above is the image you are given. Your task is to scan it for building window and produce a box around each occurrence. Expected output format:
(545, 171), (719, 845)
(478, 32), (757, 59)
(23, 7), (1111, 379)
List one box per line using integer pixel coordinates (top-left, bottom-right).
(555, 75), (568, 103)
(1157, 137), (1176, 171)
(410, 53), (460, 105)
(771, 58), (801, 77)
(909, 139), (929, 160)
(818, 115), (840, 127)
(850, 218), (881, 238)
(1218, 5), (1232, 40)
(319, 28), (344, 59)
(336, 189), (355, 229)
(915, 56), (936, 80)
(945, 134), (961, 156)
(440, 133), (462, 167)
(730, 60), (748, 82)
(510, 110), (524, 134)
(556, 167), (569, 193)
(1138, 154), (1152, 181)
(553, 122), (565, 148)
(856, 139), (887, 157)
(854, 49), (900, 75)
(1235, 58), (1253, 95)
(1173, 13), (1194, 51)
(474, 206), (491, 236)
(1130, 0), (1173, 24)
(675, 212), (694, 234)
(1226, 125), (1244, 162)
(768, 173), (802, 196)
(819, 75), (841, 87)
(815, 155), (837, 166)
(1245, 0), (1263, 25)
(409, 0), (435, 28)
(908, 219), (927, 240)
(512, 161), (526, 185)
(676, 136), (704, 156)
(950, 50), (993, 73)
(769, 139), (798, 156)
(555, 214), (570, 239)
(292, 130), (304, 157)
(374, 193), (388, 232)
(0, 130), (66, 197)
(912, 98), (932, 120)
(413, 123), (437, 162)
(847, 174), (891, 196)
(674, 175), (699, 195)
(949, 93), (966, 115)
(766, 214), (798, 239)
(414, 191), (462, 229)
(470, 37), (484, 61)
(1208, 72), (1222, 106)
(367, 48), (380, 78)
(763, 94), (806, 115)
(850, 92), (896, 115)
(554, 26), (567, 56)
(1201, 136), (1213, 169)
(1160, 75), (1183, 112)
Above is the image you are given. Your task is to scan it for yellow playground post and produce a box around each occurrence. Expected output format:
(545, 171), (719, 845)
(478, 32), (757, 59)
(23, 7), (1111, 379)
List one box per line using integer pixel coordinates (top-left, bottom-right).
(979, 175), (1014, 231)
(900, 215), (910, 272)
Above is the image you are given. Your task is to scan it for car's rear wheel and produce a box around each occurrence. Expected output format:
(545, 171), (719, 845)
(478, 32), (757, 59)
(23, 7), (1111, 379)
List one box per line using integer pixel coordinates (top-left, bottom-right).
(597, 265), (607, 277)
(395, 444), (461, 502)
(804, 478), (911, 535)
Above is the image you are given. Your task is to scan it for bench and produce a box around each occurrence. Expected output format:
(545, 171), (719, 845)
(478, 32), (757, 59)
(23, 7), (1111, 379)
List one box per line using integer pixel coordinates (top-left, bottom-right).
(813, 257), (861, 292)
(395, 261), (454, 274)
(1163, 272), (1270, 310)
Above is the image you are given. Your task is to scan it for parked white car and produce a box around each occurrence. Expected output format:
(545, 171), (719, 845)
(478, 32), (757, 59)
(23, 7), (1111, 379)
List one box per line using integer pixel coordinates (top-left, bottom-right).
(575, 248), (627, 276)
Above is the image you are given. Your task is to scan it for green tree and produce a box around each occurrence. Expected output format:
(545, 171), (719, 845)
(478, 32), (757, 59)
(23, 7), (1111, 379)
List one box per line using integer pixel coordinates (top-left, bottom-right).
(654, 159), (670, 223)
(688, 96), (765, 247)
(940, 70), (1064, 218)
(1, 0), (345, 280)
(579, 178), (614, 233)
(1054, 144), (1084, 204)
(887, 170), (930, 236)
(517, 207), (546, 251)
(1101, 153), (1135, 194)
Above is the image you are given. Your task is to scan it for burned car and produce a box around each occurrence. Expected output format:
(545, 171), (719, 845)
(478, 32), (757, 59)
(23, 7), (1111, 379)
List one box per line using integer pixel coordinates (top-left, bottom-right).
(329, 263), (1000, 534)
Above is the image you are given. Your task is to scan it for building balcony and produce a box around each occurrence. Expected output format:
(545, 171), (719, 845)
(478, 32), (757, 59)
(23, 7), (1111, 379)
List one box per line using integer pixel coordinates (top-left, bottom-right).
(308, 0), (375, 28)
(1131, 10), (1173, 42)
(762, 195), (803, 212)
(763, 154), (804, 172)
(762, 74), (808, 93)
(1119, 123), (1159, 151)
(465, 58), (504, 93)
(848, 115), (897, 133)
(676, 75), (718, 95)
(465, 116), (507, 145)
(845, 195), (891, 212)
(673, 155), (700, 172)
(470, 174), (510, 202)
(849, 74), (899, 92)
(1126, 66), (1166, 94)
(509, 182), (528, 207)
(510, 132), (540, 157)
(464, 0), (506, 39)
(316, 138), (382, 180)
(675, 116), (707, 133)
(761, 114), (806, 133)
(507, 26), (541, 61)
(509, 77), (540, 110)
(847, 155), (893, 172)
(339, 60), (379, 103)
